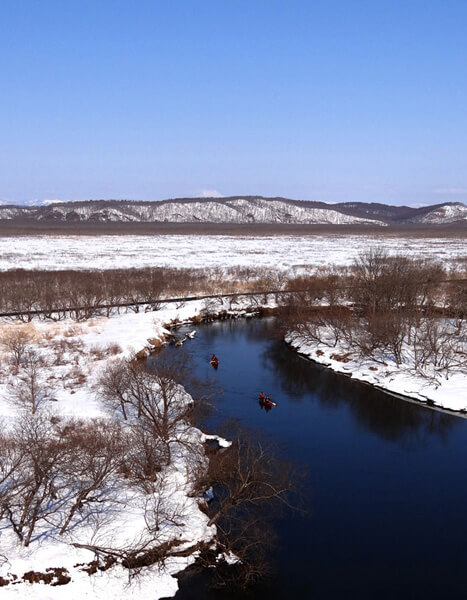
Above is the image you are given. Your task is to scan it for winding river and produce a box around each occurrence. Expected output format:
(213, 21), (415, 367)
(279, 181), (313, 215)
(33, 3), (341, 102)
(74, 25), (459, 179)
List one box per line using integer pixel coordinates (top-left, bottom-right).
(158, 317), (467, 599)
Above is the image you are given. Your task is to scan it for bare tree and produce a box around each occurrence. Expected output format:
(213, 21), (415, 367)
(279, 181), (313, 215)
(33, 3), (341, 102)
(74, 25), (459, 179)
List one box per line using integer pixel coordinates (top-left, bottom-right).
(97, 357), (134, 420)
(446, 279), (467, 334)
(0, 430), (26, 524)
(123, 424), (166, 491)
(351, 249), (444, 317)
(58, 419), (126, 535)
(0, 416), (129, 547)
(98, 356), (196, 466)
(9, 350), (49, 414)
(206, 437), (295, 528)
(413, 317), (467, 377)
(200, 434), (300, 589)
(1, 326), (35, 366)
(3, 415), (72, 546)
(128, 368), (194, 466)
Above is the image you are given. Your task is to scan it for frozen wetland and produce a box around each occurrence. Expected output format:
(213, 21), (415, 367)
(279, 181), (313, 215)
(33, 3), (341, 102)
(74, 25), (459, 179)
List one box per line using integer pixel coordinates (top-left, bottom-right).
(0, 234), (465, 272)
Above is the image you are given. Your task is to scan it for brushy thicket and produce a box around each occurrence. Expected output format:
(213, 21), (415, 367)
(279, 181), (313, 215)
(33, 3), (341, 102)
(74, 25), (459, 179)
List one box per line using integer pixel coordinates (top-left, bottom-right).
(0, 266), (283, 321)
(281, 250), (467, 378)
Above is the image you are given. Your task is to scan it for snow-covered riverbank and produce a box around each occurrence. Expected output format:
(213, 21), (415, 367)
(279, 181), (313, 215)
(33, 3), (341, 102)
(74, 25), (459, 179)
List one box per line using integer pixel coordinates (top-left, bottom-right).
(0, 299), (247, 599)
(285, 331), (467, 414)
(0, 296), (265, 420)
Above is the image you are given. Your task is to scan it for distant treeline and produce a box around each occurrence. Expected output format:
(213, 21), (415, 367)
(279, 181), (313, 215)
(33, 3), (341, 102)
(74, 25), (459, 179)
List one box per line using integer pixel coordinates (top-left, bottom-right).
(0, 254), (465, 324)
(0, 266), (281, 320)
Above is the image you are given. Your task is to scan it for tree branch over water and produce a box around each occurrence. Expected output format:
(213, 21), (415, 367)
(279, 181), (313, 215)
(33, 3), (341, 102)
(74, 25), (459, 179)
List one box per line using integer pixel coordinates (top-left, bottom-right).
(200, 431), (305, 589)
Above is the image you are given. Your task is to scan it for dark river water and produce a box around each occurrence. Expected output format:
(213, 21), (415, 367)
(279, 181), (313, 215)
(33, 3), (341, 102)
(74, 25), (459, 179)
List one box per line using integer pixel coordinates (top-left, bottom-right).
(158, 317), (467, 600)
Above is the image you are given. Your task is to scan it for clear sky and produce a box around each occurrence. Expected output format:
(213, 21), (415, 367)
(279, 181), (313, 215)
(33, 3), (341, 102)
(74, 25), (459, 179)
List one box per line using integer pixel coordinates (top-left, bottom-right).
(1, 0), (466, 206)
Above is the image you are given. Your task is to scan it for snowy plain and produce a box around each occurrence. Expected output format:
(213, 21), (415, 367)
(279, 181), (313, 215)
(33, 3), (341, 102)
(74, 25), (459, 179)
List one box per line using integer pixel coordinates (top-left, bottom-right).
(0, 234), (465, 272)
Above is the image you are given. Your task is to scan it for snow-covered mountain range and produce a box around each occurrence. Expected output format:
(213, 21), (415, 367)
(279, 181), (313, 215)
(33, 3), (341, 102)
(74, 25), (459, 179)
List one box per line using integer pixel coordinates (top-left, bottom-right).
(0, 197), (466, 226)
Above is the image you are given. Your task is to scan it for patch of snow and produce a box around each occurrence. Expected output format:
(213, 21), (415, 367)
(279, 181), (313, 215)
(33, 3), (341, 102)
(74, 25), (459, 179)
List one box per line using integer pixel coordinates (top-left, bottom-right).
(201, 434), (233, 449)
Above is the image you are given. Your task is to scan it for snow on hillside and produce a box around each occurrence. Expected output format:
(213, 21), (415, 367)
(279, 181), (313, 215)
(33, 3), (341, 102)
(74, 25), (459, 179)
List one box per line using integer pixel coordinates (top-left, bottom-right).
(0, 207), (29, 219)
(2, 198), (466, 225)
(134, 197), (385, 225)
(0, 234), (465, 273)
(0, 198), (386, 225)
(409, 202), (467, 224)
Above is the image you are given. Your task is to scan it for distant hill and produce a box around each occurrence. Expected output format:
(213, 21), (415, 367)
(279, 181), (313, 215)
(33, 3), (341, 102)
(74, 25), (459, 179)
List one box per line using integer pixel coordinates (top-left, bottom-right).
(0, 197), (466, 226)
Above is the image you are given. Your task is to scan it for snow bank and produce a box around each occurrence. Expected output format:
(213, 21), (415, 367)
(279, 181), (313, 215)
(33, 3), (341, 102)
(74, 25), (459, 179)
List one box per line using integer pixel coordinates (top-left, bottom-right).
(0, 300), (246, 598)
(286, 331), (467, 413)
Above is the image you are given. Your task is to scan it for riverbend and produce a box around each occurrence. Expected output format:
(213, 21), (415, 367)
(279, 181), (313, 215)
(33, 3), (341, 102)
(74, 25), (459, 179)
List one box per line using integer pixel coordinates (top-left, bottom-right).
(158, 317), (467, 600)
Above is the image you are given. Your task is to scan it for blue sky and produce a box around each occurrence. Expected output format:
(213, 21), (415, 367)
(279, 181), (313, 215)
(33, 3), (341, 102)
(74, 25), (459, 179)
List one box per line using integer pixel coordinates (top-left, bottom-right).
(1, 0), (466, 206)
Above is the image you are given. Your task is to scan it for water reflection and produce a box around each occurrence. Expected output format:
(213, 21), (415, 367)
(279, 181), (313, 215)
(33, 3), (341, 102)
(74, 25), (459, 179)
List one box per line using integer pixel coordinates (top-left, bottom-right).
(169, 318), (460, 448)
(262, 328), (459, 448)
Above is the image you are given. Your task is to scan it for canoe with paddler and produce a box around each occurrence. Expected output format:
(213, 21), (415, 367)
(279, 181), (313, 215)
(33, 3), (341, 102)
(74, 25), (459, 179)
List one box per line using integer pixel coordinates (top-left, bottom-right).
(258, 392), (276, 410)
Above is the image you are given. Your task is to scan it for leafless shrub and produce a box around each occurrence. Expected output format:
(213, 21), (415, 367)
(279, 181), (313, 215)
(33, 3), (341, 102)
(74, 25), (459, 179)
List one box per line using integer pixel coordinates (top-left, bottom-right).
(8, 351), (50, 414)
(206, 437), (295, 528)
(142, 473), (188, 539)
(89, 343), (122, 359)
(350, 248), (444, 316)
(48, 338), (85, 366)
(412, 318), (467, 377)
(1, 325), (36, 366)
(97, 357), (134, 420)
(58, 419), (126, 535)
(88, 345), (109, 361)
(105, 343), (122, 356)
(122, 424), (166, 491)
(0, 415), (128, 545)
(201, 297), (224, 319)
(66, 365), (87, 387)
(63, 325), (83, 338)
(98, 355), (197, 466)
(446, 279), (467, 333)
(0, 430), (26, 521)
(1, 415), (73, 546)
